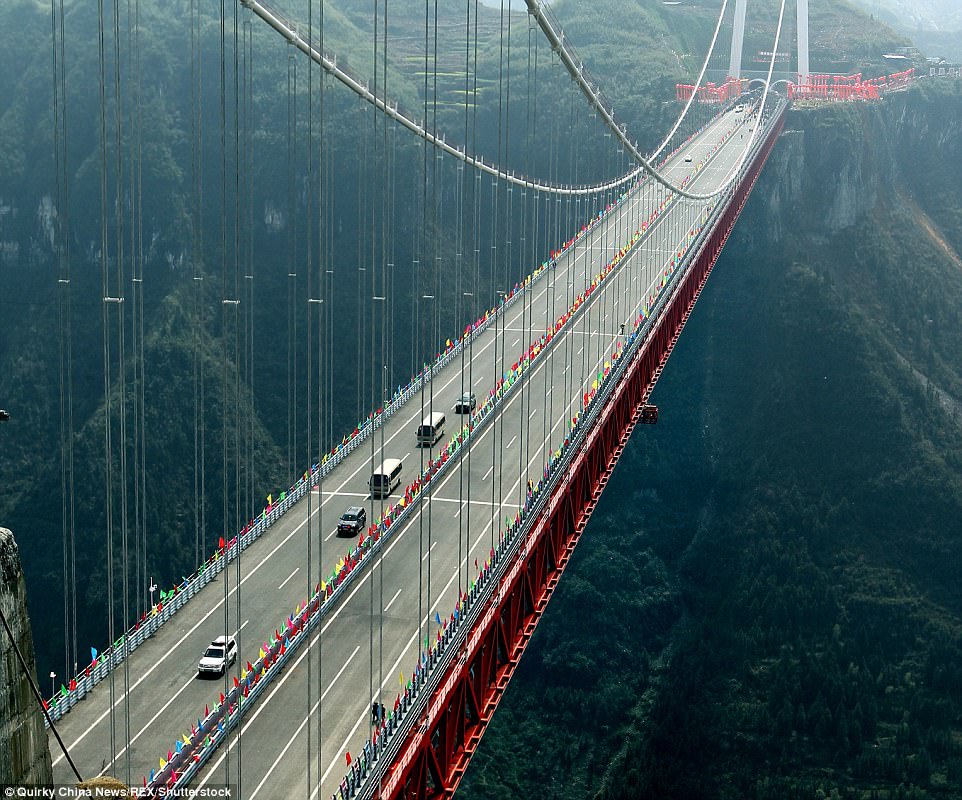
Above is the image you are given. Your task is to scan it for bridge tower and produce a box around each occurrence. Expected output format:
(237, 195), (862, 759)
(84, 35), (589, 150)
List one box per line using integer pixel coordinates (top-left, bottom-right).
(728, 0), (748, 79)
(728, 0), (810, 82)
(797, 0), (810, 81)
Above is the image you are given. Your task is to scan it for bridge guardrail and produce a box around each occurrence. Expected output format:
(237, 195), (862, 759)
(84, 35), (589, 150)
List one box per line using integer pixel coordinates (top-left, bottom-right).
(43, 106), (739, 728)
(42, 166), (642, 727)
(140, 104), (763, 792)
(145, 183), (661, 792)
(337, 101), (787, 800)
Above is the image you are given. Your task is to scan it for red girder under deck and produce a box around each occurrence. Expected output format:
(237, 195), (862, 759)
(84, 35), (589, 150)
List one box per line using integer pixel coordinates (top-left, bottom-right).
(379, 112), (785, 800)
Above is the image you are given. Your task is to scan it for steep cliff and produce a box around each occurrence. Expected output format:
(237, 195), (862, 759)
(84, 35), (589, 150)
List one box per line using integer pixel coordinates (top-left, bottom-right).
(461, 82), (962, 800)
(0, 527), (53, 786)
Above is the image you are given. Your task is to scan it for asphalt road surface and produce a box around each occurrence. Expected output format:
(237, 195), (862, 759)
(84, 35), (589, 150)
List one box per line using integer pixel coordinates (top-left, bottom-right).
(49, 104), (763, 797)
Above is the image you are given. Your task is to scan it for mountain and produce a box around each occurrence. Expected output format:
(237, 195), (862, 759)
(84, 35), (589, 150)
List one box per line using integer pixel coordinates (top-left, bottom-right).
(459, 75), (962, 800)
(850, 0), (962, 34)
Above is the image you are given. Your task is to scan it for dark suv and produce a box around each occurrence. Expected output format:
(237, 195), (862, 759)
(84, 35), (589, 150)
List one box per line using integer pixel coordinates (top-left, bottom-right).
(454, 392), (477, 414)
(337, 506), (367, 537)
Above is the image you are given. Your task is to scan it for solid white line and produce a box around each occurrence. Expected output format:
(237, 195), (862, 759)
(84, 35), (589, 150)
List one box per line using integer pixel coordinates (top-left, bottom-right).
(92, 121), (732, 779)
(247, 645), (362, 800)
(481, 465), (494, 481)
(278, 569), (299, 590)
(54, 499), (327, 763)
(97, 619), (251, 775)
(506, 435), (517, 449)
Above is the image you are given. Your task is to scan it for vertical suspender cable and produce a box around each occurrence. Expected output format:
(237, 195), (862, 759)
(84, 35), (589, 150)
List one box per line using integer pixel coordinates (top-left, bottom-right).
(464, 0), (481, 599)
(317, 0), (328, 786)
(425, 0), (440, 663)
(287, 47), (297, 485)
(51, 0), (77, 683)
(416, 0), (428, 662)
(232, 0), (244, 790)
(367, 0), (379, 740)
(455, 0), (470, 606)
(110, 0), (133, 780)
(135, 0), (148, 628)
(305, 0), (315, 790)
(218, 0), (234, 784)
(377, 0), (391, 760)
(96, 0), (118, 770)
(191, 0), (207, 576)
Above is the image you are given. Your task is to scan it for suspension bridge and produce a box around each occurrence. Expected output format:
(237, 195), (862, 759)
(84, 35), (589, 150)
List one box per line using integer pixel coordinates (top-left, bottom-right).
(16, 0), (892, 796)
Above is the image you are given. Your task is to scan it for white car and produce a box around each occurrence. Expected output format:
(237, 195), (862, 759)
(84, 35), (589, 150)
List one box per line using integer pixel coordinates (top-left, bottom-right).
(198, 635), (237, 676)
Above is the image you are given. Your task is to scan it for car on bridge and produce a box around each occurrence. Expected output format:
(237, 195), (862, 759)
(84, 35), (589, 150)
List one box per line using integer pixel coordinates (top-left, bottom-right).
(454, 392), (477, 414)
(337, 506), (367, 537)
(198, 636), (237, 677)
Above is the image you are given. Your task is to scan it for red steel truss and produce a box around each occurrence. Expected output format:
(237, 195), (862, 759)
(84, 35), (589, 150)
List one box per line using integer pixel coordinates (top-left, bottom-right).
(376, 111), (786, 800)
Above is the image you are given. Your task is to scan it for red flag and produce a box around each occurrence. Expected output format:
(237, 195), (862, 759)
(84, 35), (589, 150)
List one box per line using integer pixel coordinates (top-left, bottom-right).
(345, 751), (352, 766)
(219, 693), (225, 705)
(233, 676), (239, 689)
(218, 537), (225, 550)
(205, 704), (209, 717)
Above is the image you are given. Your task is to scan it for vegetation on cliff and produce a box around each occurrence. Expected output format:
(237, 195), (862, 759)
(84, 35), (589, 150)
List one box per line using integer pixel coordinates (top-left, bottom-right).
(460, 84), (962, 799)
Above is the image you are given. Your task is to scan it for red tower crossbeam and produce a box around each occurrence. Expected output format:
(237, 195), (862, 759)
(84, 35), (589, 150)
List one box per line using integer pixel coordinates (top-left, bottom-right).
(788, 68), (913, 101)
(372, 110), (787, 800)
(676, 77), (746, 104)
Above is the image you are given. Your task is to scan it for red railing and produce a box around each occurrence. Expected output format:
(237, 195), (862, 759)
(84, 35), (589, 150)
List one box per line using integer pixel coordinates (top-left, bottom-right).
(367, 106), (787, 800)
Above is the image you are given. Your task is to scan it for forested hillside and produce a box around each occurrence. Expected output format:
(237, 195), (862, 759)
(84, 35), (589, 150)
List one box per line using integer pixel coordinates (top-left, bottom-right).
(459, 81), (962, 800)
(0, 5), (954, 799)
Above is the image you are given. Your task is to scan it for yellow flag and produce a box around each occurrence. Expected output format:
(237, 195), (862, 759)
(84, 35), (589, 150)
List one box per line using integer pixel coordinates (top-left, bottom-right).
(259, 647), (266, 659)
(399, 672), (404, 687)
(267, 494), (273, 505)
(183, 734), (190, 745)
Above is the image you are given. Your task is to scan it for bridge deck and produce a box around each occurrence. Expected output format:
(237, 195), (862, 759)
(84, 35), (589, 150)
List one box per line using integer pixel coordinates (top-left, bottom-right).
(49, 107), (754, 795)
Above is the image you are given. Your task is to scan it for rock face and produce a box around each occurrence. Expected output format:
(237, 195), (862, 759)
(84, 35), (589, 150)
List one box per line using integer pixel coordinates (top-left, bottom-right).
(0, 527), (53, 786)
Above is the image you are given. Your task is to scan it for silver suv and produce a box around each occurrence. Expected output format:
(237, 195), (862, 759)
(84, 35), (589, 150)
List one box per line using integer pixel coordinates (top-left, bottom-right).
(198, 635), (237, 676)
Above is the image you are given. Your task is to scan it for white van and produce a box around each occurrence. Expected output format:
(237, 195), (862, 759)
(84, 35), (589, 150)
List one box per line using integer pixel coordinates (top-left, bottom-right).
(416, 412), (446, 446)
(369, 458), (403, 498)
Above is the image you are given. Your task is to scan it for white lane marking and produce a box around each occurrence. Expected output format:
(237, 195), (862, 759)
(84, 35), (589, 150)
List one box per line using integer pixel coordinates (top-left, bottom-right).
(247, 646), (362, 800)
(314, 547), (473, 795)
(481, 465), (494, 482)
(383, 589), (403, 614)
(96, 619), (251, 775)
(506, 434), (517, 449)
(511, 337), (520, 347)
(278, 569), (299, 590)
(421, 541), (439, 562)
(54, 496), (328, 763)
(529, 408), (538, 419)
(91, 119), (737, 775)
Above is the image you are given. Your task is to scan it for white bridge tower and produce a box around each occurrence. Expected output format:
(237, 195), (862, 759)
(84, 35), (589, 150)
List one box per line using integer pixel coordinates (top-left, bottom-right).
(728, 0), (810, 83)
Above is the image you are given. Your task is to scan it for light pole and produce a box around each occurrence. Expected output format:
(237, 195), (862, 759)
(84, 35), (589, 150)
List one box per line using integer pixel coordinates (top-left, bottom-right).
(148, 576), (157, 610)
